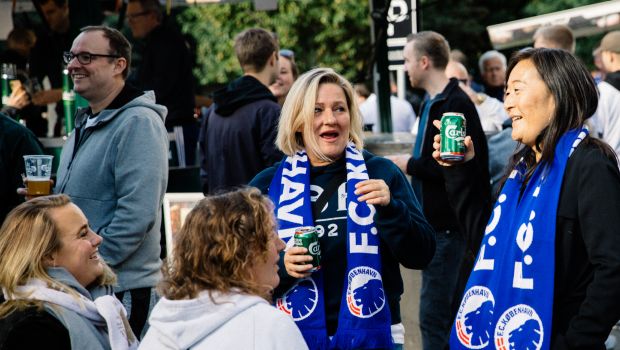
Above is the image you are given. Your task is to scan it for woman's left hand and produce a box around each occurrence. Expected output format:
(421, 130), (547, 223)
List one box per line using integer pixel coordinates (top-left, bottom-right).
(355, 179), (390, 206)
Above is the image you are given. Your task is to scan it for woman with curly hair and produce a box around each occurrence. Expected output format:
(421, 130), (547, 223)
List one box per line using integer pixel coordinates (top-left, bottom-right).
(140, 188), (307, 349)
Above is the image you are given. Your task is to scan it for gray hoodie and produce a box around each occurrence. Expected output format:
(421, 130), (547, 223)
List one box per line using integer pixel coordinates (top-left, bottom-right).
(140, 291), (308, 350)
(56, 90), (168, 292)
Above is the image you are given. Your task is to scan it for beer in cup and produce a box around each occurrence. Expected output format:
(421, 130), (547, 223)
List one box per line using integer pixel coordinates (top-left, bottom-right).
(23, 155), (53, 196)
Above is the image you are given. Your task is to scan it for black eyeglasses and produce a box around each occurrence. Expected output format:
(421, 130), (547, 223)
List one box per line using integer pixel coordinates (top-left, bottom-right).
(280, 49), (295, 60)
(63, 51), (121, 65)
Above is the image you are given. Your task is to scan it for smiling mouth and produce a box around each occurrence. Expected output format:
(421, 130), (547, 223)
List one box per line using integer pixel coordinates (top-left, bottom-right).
(90, 251), (99, 260)
(511, 116), (523, 122)
(320, 131), (339, 141)
(72, 73), (87, 79)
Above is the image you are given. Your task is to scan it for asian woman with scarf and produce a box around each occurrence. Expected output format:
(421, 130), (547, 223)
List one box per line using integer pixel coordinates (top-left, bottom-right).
(250, 67), (436, 350)
(432, 48), (620, 349)
(0, 194), (137, 350)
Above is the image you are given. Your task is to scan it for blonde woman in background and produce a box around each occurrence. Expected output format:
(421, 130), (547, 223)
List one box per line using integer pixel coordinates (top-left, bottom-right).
(269, 49), (299, 106)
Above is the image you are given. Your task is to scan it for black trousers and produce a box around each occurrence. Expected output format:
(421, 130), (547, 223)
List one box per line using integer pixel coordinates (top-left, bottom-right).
(115, 287), (151, 338)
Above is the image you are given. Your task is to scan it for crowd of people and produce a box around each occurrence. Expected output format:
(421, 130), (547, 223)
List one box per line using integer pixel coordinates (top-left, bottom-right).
(2, 1), (620, 349)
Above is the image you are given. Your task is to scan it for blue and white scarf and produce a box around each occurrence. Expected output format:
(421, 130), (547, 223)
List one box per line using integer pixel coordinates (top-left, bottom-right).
(450, 128), (587, 350)
(269, 142), (392, 350)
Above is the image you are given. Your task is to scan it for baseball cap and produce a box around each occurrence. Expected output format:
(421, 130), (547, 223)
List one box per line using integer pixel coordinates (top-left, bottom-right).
(599, 31), (620, 53)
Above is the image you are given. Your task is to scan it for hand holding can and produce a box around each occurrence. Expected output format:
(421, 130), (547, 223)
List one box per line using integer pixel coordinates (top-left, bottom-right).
(440, 112), (467, 161)
(294, 227), (321, 272)
(431, 119), (476, 166)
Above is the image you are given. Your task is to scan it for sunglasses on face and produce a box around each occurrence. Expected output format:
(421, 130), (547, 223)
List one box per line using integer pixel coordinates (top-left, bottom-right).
(63, 51), (121, 65)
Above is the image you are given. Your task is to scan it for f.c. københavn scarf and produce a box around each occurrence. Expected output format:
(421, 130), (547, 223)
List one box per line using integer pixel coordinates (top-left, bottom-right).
(269, 142), (392, 350)
(450, 128), (587, 350)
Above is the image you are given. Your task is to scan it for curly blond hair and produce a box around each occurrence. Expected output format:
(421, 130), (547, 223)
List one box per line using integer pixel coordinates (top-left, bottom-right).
(159, 188), (277, 300)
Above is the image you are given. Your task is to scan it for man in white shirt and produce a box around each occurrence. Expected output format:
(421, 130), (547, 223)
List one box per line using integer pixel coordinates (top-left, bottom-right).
(445, 60), (508, 134)
(593, 31), (620, 158)
(356, 82), (417, 133)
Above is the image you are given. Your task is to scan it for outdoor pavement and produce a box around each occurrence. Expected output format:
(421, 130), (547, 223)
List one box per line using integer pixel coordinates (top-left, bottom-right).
(400, 266), (422, 350)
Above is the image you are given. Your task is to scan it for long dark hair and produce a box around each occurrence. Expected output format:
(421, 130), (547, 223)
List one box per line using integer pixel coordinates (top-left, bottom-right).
(502, 48), (601, 184)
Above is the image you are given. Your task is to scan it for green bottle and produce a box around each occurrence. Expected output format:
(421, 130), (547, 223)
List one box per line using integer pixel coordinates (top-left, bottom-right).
(62, 68), (76, 134)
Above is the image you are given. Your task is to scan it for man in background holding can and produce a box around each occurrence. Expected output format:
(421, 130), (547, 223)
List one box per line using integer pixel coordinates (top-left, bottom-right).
(387, 31), (489, 350)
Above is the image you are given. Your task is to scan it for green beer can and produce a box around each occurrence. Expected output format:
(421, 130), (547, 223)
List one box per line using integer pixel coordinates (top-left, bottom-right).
(294, 227), (321, 272)
(440, 112), (466, 161)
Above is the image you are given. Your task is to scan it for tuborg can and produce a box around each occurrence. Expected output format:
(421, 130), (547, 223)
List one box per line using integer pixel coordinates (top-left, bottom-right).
(294, 227), (321, 272)
(440, 112), (466, 161)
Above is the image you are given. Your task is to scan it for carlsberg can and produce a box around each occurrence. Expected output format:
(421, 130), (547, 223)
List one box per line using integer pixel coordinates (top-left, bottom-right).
(294, 227), (321, 272)
(440, 112), (466, 161)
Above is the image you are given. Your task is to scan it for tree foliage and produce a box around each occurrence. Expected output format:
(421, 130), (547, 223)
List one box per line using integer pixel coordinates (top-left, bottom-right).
(176, 0), (609, 86)
(523, 0), (601, 16)
(177, 0), (372, 86)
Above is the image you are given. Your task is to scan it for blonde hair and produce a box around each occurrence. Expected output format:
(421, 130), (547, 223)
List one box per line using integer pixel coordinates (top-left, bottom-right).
(159, 188), (277, 301)
(276, 67), (364, 163)
(0, 195), (116, 317)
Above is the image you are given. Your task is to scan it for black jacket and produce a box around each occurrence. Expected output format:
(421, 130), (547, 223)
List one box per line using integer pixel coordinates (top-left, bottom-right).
(200, 75), (283, 194)
(128, 24), (195, 128)
(0, 306), (70, 350)
(0, 113), (44, 224)
(406, 78), (490, 233)
(443, 138), (620, 350)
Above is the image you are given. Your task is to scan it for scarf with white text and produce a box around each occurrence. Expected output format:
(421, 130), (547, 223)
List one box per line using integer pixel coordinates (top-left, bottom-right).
(269, 143), (392, 349)
(450, 128), (587, 350)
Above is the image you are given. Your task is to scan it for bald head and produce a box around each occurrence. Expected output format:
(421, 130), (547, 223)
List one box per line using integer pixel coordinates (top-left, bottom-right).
(445, 60), (469, 82)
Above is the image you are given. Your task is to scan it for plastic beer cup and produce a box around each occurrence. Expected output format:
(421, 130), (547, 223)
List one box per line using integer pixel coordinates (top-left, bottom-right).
(23, 155), (53, 196)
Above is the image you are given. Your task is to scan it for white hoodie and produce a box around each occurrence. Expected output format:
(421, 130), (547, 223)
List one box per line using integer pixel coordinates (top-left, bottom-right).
(139, 291), (308, 350)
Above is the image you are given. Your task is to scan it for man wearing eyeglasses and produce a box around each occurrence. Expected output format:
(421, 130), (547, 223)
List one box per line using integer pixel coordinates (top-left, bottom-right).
(125, 0), (197, 168)
(55, 26), (168, 338)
